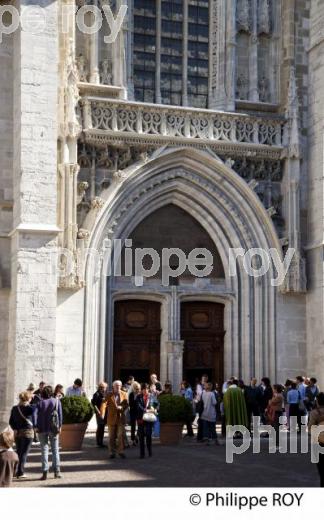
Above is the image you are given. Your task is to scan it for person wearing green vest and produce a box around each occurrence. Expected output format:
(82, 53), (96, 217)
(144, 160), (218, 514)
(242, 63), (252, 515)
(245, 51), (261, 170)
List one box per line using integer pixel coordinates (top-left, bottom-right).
(223, 378), (249, 430)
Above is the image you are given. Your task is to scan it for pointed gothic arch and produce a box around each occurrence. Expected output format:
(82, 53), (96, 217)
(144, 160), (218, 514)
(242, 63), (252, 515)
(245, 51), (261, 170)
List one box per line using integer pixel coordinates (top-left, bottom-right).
(82, 147), (282, 389)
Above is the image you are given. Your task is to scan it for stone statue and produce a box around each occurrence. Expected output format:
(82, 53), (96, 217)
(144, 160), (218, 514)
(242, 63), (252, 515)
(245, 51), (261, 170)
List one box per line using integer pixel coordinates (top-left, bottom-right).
(66, 39), (80, 138)
(100, 59), (113, 85)
(76, 54), (88, 82)
(236, 73), (249, 100)
(258, 0), (271, 34)
(258, 75), (269, 102)
(237, 0), (251, 33)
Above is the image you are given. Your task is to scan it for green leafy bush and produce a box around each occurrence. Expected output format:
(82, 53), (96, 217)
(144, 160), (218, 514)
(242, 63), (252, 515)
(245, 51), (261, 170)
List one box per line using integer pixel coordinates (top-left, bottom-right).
(158, 395), (193, 423)
(61, 396), (94, 425)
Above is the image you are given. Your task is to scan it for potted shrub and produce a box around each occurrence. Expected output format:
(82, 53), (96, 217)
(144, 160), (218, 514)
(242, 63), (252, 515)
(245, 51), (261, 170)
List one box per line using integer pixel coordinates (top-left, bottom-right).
(159, 395), (193, 445)
(60, 396), (94, 451)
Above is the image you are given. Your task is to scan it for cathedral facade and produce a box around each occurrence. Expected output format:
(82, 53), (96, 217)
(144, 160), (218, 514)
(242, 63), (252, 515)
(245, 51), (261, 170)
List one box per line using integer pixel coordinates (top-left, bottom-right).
(0, 0), (323, 422)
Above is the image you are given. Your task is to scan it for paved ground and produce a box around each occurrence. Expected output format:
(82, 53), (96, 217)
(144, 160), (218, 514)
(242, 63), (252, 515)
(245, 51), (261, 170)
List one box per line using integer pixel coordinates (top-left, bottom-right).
(11, 428), (320, 488)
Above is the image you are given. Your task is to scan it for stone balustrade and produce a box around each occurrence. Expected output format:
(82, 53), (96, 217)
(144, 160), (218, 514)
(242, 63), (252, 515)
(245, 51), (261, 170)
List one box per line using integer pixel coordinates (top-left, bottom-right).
(80, 96), (286, 157)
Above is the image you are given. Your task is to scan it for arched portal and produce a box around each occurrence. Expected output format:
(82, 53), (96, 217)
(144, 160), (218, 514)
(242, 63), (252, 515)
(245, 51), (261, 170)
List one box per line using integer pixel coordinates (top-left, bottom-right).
(82, 148), (282, 391)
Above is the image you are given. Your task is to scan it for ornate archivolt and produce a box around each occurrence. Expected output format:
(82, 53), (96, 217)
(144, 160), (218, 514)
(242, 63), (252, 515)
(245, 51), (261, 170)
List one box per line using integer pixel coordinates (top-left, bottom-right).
(81, 147), (281, 387)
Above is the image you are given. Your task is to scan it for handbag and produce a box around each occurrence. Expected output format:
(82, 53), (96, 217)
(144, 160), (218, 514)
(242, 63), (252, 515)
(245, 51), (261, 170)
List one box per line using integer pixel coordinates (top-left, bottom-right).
(143, 411), (157, 423)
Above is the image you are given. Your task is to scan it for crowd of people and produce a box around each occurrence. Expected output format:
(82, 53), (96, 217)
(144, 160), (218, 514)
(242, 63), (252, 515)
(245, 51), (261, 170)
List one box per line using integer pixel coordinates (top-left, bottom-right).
(1, 373), (324, 487)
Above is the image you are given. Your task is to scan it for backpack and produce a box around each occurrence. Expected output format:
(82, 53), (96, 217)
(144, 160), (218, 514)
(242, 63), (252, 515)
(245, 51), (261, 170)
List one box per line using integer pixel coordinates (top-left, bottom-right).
(50, 399), (60, 435)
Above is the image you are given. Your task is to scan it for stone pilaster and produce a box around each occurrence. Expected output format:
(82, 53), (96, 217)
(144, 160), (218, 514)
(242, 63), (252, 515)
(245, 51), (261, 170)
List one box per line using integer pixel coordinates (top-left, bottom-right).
(182, 0), (188, 106)
(155, 0), (162, 104)
(89, 0), (100, 84)
(166, 341), (184, 395)
(10, 0), (59, 399)
(209, 0), (227, 109)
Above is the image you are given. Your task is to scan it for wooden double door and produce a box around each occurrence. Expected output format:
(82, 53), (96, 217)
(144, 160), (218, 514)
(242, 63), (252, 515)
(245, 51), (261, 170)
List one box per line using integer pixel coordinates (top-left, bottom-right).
(181, 301), (225, 387)
(113, 300), (161, 383)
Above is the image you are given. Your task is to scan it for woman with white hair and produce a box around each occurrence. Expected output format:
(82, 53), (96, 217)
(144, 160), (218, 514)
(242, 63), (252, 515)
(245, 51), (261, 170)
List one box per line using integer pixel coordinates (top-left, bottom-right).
(9, 391), (35, 478)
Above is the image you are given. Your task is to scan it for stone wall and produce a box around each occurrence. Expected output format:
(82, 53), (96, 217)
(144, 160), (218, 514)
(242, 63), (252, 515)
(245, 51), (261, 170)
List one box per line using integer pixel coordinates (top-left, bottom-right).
(9, 0), (59, 403)
(276, 293), (307, 384)
(306, 0), (324, 389)
(0, 27), (13, 427)
(55, 289), (84, 388)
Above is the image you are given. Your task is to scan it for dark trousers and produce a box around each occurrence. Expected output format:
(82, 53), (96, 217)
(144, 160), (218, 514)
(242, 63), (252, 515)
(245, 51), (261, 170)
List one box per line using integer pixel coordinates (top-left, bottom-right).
(318, 447), (324, 487)
(15, 436), (33, 476)
(95, 416), (105, 446)
(289, 404), (302, 431)
(247, 407), (260, 432)
(197, 417), (204, 441)
(186, 417), (194, 436)
(273, 411), (282, 446)
(130, 417), (137, 442)
(202, 420), (217, 440)
(138, 422), (153, 457)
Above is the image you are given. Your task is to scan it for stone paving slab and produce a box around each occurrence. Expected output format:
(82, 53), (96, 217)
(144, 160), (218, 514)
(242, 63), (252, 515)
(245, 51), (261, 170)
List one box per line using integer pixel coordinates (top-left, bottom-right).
(11, 432), (319, 488)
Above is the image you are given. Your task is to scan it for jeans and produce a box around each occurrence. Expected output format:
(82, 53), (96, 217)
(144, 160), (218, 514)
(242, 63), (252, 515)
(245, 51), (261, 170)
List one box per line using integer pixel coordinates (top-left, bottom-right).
(138, 422), (153, 457)
(202, 420), (217, 440)
(15, 436), (33, 476)
(38, 433), (60, 472)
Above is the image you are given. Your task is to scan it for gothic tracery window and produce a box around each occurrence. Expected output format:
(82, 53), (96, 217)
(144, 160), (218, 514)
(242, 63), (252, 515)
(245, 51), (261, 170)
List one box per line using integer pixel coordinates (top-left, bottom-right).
(133, 0), (209, 108)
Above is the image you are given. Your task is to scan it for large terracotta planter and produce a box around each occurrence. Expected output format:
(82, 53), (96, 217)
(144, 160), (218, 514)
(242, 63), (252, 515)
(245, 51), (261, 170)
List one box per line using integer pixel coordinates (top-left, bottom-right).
(160, 422), (183, 445)
(60, 423), (88, 451)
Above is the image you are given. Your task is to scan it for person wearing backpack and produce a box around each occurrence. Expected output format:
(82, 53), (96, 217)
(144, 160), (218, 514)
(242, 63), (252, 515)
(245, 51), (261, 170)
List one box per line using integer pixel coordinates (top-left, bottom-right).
(309, 392), (324, 487)
(34, 385), (62, 481)
(9, 391), (35, 478)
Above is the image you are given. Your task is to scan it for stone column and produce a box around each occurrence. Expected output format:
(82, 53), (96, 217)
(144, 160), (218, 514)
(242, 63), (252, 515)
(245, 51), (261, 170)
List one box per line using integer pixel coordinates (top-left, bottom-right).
(166, 341), (184, 395)
(249, 0), (259, 102)
(10, 0), (59, 399)
(89, 0), (100, 84)
(155, 0), (162, 103)
(182, 0), (188, 106)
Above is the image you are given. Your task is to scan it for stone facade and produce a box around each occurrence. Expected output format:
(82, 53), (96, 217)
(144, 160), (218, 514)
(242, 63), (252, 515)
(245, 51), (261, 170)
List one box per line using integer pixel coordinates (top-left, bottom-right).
(0, 1), (323, 423)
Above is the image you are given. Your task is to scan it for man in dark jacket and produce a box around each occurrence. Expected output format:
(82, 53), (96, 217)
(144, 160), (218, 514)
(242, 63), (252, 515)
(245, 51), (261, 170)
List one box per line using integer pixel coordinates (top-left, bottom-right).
(305, 378), (320, 411)
(91, 382), (107, 447)
(34, 385), (63, 480)
(245, 378), (262, 431)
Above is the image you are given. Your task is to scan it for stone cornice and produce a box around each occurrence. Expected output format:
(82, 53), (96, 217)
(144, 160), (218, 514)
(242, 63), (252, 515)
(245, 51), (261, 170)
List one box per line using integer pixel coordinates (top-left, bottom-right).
(9, 223), (61, 237)
(82, 129), (283, 160)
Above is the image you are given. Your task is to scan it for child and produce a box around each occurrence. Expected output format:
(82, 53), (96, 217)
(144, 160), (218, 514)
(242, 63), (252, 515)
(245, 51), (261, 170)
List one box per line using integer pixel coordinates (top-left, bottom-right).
(0, 428), (19, 487)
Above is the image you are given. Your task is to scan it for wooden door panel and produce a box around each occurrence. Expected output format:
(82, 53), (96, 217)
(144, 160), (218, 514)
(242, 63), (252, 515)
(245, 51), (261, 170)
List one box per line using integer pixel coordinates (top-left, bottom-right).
(181, 302), (225, 385)
(113, 300), (161, 380)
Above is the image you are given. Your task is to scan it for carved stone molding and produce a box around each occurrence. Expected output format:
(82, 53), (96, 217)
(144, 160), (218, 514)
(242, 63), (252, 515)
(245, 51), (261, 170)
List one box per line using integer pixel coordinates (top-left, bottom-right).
(91, 196), (105, 210)
(77, 228), (90, 240)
